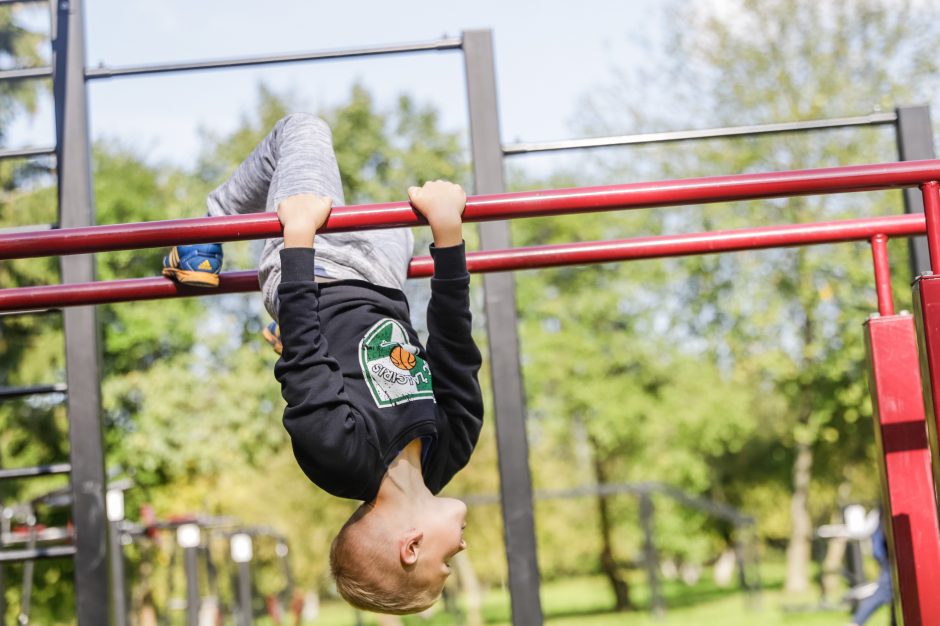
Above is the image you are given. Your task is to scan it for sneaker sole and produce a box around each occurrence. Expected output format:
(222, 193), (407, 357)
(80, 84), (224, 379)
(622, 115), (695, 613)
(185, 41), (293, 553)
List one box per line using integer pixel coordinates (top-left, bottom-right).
(262, 326), (283, 355)
(162, 267), (220, 288)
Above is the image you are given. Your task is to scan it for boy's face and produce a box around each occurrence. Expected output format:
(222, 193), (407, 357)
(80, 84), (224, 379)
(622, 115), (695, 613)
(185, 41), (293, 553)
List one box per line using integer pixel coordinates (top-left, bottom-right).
(417, 496), (468, 586)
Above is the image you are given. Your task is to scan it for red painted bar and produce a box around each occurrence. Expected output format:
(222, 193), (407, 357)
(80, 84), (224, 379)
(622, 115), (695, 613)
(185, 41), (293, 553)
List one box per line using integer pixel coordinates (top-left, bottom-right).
(2, 160), (940, 260)
(0, 213), (926, 312)
(870, 234), (894, 316)
(865, 315), (940, 625)
(922, 181), (940, 272)
(913, 275), (940, 507)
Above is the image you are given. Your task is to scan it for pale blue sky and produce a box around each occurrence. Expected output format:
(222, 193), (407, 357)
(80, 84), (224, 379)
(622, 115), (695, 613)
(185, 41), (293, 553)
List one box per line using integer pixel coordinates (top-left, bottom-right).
(7, 0), (668, 175)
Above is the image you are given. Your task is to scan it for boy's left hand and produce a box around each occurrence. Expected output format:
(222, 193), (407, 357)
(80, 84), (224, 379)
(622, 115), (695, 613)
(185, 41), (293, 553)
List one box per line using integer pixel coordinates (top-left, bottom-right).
(408, 180), (466, 248)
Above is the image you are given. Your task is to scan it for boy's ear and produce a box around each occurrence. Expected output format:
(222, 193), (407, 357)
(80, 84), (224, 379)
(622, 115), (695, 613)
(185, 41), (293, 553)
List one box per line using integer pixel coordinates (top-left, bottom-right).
(400, 528), (423, 566)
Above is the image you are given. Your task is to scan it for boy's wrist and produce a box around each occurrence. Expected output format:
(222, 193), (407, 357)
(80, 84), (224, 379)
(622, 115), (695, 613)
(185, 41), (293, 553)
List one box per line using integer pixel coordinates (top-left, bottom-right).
(283, 224), (316, 248)
(429, 220), (463, 248)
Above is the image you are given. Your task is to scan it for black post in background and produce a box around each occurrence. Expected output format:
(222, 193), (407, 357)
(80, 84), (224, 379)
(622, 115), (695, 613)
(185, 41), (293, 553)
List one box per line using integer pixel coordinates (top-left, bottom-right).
(463, 29), (543, 626)
(639, 494), (664, 619)
(106, 490), (127, 626)
(231, 533), (254, 626)
(53, 1), (110, 624)
(896, 105), (935, 278)
(177, 524), (201, 626)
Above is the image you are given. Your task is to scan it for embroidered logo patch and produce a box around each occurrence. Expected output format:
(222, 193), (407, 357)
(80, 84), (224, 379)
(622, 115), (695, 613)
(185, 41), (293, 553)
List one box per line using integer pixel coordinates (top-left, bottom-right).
(359, 319), (434, 407)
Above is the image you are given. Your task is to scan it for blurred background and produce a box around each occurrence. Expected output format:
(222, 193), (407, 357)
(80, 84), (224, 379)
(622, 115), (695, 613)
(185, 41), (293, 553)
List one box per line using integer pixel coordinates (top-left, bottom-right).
(2, 0), (940, 624)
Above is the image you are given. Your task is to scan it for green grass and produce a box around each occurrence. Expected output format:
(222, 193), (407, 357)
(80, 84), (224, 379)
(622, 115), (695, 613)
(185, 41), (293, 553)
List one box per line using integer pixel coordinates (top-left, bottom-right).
(303, 562), (890, 626)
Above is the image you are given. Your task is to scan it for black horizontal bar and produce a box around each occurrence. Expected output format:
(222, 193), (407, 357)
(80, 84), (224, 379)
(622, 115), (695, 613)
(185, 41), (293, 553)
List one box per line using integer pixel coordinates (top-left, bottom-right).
(0, 463), (70, 480)
(0, 383), (67, 399)
(503, 112), (899, 155)
(0, 224), (56, 235)
(463, 482), (754, 524)
(0, 0), (48, 5)
(0, 146), (56, 161)
(0, 66), (52, 82)
(0, 308), (60, 318)
(85, 37), (463, 80)
(0, 545), (75, 563)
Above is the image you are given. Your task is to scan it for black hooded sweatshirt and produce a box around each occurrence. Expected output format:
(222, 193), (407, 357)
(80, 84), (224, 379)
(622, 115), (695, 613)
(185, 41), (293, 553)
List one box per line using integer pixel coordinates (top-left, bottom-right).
(274, 243), (484, 501)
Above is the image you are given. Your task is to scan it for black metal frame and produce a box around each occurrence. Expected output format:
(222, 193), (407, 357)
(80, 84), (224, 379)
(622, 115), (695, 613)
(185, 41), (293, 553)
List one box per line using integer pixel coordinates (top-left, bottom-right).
(896, 105), (935, 276)
(2, 2), (932, 622)
(463, 29), (544, 625)
(2, 11), (543, 625)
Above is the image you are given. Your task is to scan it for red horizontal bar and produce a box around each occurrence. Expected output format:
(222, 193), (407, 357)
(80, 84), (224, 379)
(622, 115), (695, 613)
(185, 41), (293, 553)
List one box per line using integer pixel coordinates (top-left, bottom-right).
(1, 159), (939, 261)
(0, 212), (925, 312)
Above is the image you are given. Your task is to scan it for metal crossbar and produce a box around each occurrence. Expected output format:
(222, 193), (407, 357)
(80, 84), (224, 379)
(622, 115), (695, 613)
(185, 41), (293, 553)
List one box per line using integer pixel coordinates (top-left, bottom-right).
(84, 37), (463, 80)
(0, 464), (71, 480)
(1, 159), (938, 261)
(0, 546), (75, 563)
(0, 212), (925, 313)
(0, 383), (66, 398)
(503, 112), (898, 155)
(0, 146), (56, 161)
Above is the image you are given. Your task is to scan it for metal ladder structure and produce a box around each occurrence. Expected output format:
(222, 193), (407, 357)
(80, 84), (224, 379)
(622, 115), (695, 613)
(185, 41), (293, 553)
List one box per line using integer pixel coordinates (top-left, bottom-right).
(0, 2), (529, 623)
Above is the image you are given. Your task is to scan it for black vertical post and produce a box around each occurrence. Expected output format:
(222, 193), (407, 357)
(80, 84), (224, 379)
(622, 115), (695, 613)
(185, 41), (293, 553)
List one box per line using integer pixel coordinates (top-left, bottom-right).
(184, 545), (200, 626)
(462, 29), (543, 626)
(639, 493), (663, 619)
(231, 533), (254, 626)
(896, 105), (935, 278)
(236, 562), (252, 626)
(108, 520), (126, 626)
(53, 1), (110, 625)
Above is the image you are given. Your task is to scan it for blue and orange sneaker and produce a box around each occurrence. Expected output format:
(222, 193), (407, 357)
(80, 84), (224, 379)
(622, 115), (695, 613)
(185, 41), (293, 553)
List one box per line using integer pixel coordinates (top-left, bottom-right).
(262, 321), (282, 355)
(162, 244), (223, 287)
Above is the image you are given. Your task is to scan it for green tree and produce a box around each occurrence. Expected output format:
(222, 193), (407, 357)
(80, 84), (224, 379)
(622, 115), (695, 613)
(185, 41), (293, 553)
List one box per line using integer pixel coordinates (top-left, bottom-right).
(579, 0), (940, 593)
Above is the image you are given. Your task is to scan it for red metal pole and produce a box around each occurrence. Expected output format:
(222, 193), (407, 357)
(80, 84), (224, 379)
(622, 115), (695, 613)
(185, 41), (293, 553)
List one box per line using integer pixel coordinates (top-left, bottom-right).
(921, 181), (940, 272)
(870, 234), (894, 316)
(865, 315), (940, 625)
(0, 213), (926, 312)
(1, 160), (940, 260)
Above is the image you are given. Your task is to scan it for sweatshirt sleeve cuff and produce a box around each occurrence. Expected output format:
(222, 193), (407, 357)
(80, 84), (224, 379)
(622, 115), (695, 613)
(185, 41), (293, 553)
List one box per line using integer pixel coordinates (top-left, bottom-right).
(279, 248), (317, 283)
(429, 241), (468, 279)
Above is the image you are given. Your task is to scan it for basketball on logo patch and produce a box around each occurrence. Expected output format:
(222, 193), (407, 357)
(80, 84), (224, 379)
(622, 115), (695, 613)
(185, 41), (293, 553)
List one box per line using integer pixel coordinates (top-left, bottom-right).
(390, 345), (416, 370)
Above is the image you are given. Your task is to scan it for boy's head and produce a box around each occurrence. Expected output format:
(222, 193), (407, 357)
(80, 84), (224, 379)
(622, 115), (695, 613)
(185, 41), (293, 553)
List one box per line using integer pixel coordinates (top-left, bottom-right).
(330, 496), (468, 614)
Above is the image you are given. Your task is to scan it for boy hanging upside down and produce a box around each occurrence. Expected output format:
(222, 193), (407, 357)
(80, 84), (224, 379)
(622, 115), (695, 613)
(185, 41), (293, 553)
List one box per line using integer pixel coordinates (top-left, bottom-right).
(162, 113), (484, 614)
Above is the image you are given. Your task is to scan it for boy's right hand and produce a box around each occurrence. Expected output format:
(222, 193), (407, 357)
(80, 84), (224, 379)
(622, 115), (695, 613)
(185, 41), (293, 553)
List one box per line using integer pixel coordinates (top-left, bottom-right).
(277, 194), (333, 249)
(408, 180), (466, 248)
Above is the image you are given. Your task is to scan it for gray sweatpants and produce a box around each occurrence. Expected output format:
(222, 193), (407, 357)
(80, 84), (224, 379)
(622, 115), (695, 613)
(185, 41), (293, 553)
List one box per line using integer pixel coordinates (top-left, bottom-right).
(205, 113), (414, 320)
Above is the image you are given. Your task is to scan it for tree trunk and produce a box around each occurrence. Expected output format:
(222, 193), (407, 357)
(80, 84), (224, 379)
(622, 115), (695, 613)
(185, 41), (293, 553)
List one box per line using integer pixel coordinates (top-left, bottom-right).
(785, 439), (814, 593)
(591, 445), (633, 611)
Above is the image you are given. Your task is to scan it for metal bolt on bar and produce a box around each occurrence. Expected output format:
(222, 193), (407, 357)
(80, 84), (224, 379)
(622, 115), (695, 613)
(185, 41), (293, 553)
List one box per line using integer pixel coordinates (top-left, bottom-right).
(503, 112), (899, 155)
(0, 545), (75, 563)
(0, 146), (56, 162)
(870, 234), (894, 316)
(4, 160), (940, 261)
(0, 383), (67, 399)
(0, 464), (71, 480)
(84, 37), (463, 80)
(0, 213), (925, 313)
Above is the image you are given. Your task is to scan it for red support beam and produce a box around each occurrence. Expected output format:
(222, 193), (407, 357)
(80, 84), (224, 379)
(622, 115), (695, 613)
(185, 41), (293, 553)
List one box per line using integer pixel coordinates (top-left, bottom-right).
(870, 234), (894, 316)
(865, 315), (940, 625)
(913, 275), (940, 514)
(922, 181), (940, 271)
(0, 213), (926, 312)
(1, 160), (940, 260)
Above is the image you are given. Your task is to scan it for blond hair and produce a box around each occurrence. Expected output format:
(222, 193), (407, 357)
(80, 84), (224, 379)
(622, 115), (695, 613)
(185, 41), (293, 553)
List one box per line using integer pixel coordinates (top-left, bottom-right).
(330, 504), (442, 615)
